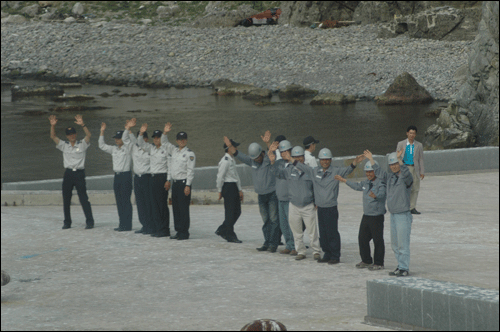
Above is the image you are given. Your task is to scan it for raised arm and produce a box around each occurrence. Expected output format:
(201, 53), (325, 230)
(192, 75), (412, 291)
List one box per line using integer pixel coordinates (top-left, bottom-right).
(98, 122), (113, 154)
(75, 114), (91, 144)
(48, 115), (60, 145)
(161, 122), (175, 153)
(261, 130), (272, 149)
(335, 174), (363, 191)
(267, 141), (279, 165)
(137, 123), (151, 151)
(365, 150), (388, 182)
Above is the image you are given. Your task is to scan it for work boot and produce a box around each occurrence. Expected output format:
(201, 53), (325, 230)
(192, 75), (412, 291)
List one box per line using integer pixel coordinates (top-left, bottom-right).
(256, 246), (269, 251)
(267, 246), (277, 253)
(355, 261), (372, 268)
(411, 208), (421, 215)
(328, 259), (340, 265)
(295, 254), (306, 261)
(317, 257), (330, 263)
(279, 249), (291, 254)
(290, 250), (298, 256)
(313, 253), (321, 260)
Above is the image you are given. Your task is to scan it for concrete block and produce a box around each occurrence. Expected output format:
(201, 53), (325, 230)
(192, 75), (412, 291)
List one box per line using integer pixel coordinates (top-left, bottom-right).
(366, 280), (389, 320)
(449, 294), (467, 331)
(431, 291), (450, 330)
(386, 283), (403, 323)
(402, 286), (423, 328)
(421, 289), (434, 329)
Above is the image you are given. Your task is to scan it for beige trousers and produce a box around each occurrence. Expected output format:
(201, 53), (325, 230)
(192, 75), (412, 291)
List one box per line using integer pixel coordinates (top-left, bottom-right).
(407, 165), (420, 210)
(288, 203), (321, 256)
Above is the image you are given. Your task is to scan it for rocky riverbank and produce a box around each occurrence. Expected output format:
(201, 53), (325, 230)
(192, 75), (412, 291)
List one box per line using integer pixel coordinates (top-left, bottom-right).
(1, 21), (471, 101)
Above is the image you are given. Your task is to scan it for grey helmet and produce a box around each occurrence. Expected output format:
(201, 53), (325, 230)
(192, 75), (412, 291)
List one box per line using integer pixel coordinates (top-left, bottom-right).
(318, 148), (333, 159)
(248, 143), (263, 159)
(364, 160), (379, 171)
(278, 140), (293, 152)
(388, 152), (399, 165)
(291, 146), (305, 157)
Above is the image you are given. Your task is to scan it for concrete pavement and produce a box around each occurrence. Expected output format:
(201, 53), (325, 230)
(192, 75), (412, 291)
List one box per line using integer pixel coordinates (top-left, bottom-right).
(1, 172), (498, 330)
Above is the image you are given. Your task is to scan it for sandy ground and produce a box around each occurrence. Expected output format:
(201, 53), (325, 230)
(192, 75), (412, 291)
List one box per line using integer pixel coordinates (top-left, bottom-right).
(1, 172), (498, 331)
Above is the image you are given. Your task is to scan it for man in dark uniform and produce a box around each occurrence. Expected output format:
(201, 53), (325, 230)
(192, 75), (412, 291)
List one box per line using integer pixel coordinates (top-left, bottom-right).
(49, 114), (95, 229)
(162, 127), (196, 240)
(98, 122), (133, 231)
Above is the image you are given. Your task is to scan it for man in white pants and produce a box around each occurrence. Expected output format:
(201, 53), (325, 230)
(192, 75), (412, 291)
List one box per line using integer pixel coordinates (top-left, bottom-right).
(269, 143), (321, 261)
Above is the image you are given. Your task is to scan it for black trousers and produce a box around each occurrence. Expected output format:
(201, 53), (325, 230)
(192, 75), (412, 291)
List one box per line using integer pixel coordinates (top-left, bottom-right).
(216, 182), (241, 238)
(134, 174), (153, 232)
(62, 169), (94, 227)
(114, 172), (133, 230)
(358, 214), (385, 266)
(172, 180), (191, 238)
(150, 173), (170, 235)
(317, 206), (340, 260)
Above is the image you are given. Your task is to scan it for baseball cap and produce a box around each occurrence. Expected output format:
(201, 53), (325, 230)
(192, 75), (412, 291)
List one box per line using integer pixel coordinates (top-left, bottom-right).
(274, 135), (286, 143)
(65, 127), (76, 135)
(137, 131), (148, 139)
(176, 132), (188, 140)
(303, 136), (320, 147)
(112, 130), (124, 139)
(224, 139), (240, 151)
(152, 130), (162, 138)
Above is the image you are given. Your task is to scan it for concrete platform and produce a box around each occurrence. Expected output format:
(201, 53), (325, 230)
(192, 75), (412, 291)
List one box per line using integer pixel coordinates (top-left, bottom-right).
(1, 172), (499, 331)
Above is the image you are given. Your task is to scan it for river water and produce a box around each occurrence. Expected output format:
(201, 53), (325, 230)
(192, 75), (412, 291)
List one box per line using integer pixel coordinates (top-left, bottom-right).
(1, 80), (445, 184)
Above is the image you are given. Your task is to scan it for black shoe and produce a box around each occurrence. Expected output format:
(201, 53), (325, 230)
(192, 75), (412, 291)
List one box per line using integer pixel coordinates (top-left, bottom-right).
(267, 246), (277, 253)
(215, 230), (227, 240)
(170, 234), (179, 240)
(135, 228), (144, 234)
(411, 208), (421, 215)
(62, 225), (71, 229)
(279, 241), (284, 245)
(177, 235), (189, 241)
(85, 225), (94, 229)
(227, 237), (242, 243)
(396, 270), (409, 277)
(256, 246), (269, 251)
(389, 268), (400, 276)
(114, 228), (121, 231)
(152, 233), (169, 238)
(142, 230), (152, 235)
(317, 257), (330, 263)
(328, 259), (340, 265)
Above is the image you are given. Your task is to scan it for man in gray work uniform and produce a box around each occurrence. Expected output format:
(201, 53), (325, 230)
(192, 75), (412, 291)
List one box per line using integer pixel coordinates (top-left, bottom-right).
(99, 122), (133, 231)
(49, 114), (95, 230)
(224, 135), (280, 253)
(336, 161), (387, 270)
(122, 120), (153, 235)
(364, 149), (413, 277)
(162, 127), (196, 241)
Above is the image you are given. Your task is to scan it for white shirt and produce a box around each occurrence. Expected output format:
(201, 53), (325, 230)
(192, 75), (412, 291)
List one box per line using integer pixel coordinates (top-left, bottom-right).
(216, 153), (242, 192)
(56, 139), (89, 169)
(98, 136), (132, 172)
(304, 150), (318, 167)
(122, 130), (151, 175)
(137, 136), (169, 174)
(161, 134), (196, 186)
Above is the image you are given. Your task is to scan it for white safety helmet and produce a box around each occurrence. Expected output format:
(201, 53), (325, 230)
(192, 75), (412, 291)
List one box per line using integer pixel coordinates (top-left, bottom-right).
(318, 148), (333, 159)
(278, 140), (293, 152)
(248, 143), (263, 159)
(388, 152), (399, 165)
(364, 160), (378, 171)
(291, 146), (305, 157)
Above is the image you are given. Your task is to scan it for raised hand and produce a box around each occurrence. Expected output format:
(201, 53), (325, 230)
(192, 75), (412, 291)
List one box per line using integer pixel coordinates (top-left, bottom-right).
(363, 150), (373, 160)
(353, 154), (365, 165)
(269, 141), (279, 153)
(397, 149), (404, 159)
(334, 175), (347, 183)
(282, 150), (292, 162)
(164, 122), (172, 133)
(140, 123), (148, 134)
(261, 130), (271, 144)
(126, 118), (137, 129)
(49, 114), (58, 126)
(223, 136), (232, 147)
(101, 122), (106, 132)
(74, 114), (84, 126)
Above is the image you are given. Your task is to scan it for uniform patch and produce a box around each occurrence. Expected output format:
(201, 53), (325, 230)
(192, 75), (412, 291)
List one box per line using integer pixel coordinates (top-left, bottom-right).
(224, 157), (228, 160)
(316, 175), (322, 179)
(190, 156), (194, 161)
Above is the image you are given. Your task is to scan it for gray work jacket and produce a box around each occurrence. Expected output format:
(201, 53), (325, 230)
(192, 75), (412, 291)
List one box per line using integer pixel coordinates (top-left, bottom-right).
(373, 163), (413, 214)
(294, 162), (355, 208)
(274, 159), (291, 202)
(272, 162), (314, 208)
(234, 150), (276, 195)
(346, 178), (387, 216)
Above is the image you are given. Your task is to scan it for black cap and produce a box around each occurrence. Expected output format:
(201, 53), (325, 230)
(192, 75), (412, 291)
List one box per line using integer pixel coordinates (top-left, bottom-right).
(224, 139), (240, 151)
(303, 136), (319, 147)
(137, 131), (148, 139)
(176, 132), (188, 140)
(274, 135), (286, 143)
(65, 127), (76, 135)
(112, 130), (124, 139)
(152, 130), (162, 138)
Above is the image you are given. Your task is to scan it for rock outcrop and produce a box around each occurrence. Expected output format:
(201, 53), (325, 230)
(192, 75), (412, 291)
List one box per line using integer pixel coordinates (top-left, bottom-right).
(375, 72), (433, 105)
(310, 93), (355, 105)
(212, 79), (271, 98)
(278, 84), (317, 99)
(11, 84), (64, 99)
(425, 1), (499, 148)
(279, 1), (358, 27)
(193, 2), (258, 28)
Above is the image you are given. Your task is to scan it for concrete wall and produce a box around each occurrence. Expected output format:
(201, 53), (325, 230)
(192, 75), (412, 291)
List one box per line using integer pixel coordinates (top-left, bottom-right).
(3, 147), (498, 191)
(365, 277), (499, 331)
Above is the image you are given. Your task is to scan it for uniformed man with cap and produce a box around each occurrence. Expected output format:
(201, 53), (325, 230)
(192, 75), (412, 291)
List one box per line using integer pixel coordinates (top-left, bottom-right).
(303, 136), (319, 167)
(161, 127), (195, 240)
(49, 114), (95, 229)
(215, 138), (244, 243)
(336, 161), (387, 270)
(137, 122), (171, 238)
(290, 147), (365, 264)
(121, 119), (154, 235)
(364, 149), (413, 277)
(99, 122), (134, 231)
(268, 143), (320, 261)
(224, 134), (280, 252)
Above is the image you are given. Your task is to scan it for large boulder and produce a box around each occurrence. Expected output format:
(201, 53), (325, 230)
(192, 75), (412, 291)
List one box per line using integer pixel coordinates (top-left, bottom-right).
(375, 72), (433, 105)
(424, 103), (475, 150)
(279, 1), (358, 27)
(278, 84), (317, 99)
(72, 2), (84, 16)
(310, 93), (355, 105)
(3, 14), (27, 23)
(20, 4), (40, 17)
